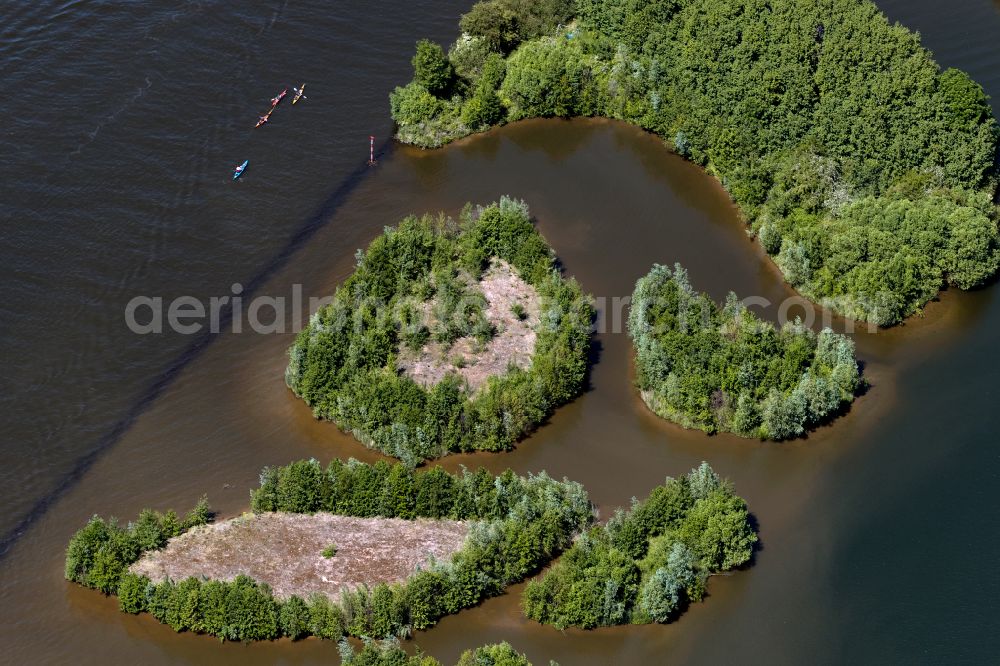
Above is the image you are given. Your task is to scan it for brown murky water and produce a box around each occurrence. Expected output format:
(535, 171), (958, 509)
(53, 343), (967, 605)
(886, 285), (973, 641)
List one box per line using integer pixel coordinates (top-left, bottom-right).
(3, 1), (1000, 663)
(6, 116), (998, 664)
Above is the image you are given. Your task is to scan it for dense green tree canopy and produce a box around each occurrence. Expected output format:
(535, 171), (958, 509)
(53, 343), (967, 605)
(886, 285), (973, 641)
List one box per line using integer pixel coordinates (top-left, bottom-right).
(412, 39), (455, 96)
(522, 462), (757, 628)
(286, 198), (594, 464)
(390, 0), (1000, 326)
(459, 0), (575, 54)
(628, 263), (862, 439)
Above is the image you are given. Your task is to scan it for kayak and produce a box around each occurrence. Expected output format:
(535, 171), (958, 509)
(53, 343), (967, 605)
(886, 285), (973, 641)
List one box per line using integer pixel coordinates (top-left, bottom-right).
(292, 83), (306, 104)
(270, 88), (288, 107)
(233, 160), (248, 180)
(255, 111), (271, 128)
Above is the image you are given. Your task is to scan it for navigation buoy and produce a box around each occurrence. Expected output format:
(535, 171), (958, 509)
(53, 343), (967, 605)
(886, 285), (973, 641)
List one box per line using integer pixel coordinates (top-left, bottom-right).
(368, 135), (376, 166)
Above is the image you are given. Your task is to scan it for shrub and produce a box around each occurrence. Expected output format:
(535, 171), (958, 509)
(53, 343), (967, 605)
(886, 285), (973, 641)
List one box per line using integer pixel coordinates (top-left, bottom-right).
(183, 496), (212, 529)
(499, 37), (589, 120)
(462, 90), (506, 129)
(279, 595), (311, 640)
(390, 82), (442, 127)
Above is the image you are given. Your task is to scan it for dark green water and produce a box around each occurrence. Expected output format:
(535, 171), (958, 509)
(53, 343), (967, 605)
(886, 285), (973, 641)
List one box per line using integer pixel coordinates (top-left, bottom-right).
(1, 1), (998, 663)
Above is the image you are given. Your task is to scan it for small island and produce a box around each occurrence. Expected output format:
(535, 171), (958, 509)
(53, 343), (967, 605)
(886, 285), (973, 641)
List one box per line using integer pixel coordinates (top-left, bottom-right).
(523, 462), (757, 628)
(342, 640), (534, 666)
(285, 197), (594, 464)
(391, 0), (1000, 326)
(629, 263), (862, 439)
(65, 459), (592, 642)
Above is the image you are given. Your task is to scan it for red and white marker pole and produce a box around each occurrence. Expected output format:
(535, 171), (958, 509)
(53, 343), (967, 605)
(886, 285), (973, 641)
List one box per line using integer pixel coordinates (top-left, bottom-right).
(368, 135), (376, 165)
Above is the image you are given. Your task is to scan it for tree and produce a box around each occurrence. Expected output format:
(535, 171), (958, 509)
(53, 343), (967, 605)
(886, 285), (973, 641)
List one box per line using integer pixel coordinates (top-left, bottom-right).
(449, 34), (494, 82)
(639, 540), (702, 623)
(457, 642), (532, 666)
(499, 37), (588, 120)
(639, 565), (683, 622)
(406, 570), (445, 630)
(340, 638), (444, 666)
(687, 462), (721, 500)
(761, 388), (807, 440)
(166, 577), (202, 632)
(943, 205), (1000, 289)
(226, 575), (280, 641)
(132, 509), (168, 551)
(459, 0), (576, 53)
(277, 458), (325, 513)
(412, 40), (454, 96)
(197, 580), (229, 637)
(307, 593), (345, 639)
(414, 465), (457, 518)
(183, 496), (212, 528)
(65, 515), (113, 585)
(369, 583), (398, 638)
(459, 1), (520, 53)
(279, 595), (310, 639)
(462, 90), (505, 128)
(147, 580), (173, 625)
(677, 491), (756, 571)
(389, 83), (442, 134)
(117, 572), (149, 614)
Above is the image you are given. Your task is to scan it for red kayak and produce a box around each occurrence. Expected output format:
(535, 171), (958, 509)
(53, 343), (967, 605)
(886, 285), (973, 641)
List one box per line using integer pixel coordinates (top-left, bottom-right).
(270, 88), (288, 108)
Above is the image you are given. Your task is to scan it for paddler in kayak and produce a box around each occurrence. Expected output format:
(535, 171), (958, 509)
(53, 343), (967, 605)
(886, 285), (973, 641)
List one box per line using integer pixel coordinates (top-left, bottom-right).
(256, 114), (270, 127)
(270, 88), (287, 107)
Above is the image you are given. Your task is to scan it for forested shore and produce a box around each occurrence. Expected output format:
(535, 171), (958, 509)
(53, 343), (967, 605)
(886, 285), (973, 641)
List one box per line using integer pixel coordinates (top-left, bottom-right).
(391, 0), (1000, 326)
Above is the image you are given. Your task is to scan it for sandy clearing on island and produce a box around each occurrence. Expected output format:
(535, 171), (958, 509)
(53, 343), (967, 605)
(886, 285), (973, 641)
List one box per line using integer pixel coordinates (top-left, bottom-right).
(399, 259), (540, 392)
(130, 513), (470, 600)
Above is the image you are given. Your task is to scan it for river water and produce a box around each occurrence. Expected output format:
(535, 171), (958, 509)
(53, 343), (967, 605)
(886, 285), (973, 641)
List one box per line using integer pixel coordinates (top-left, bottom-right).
(2, 1), (998, 663)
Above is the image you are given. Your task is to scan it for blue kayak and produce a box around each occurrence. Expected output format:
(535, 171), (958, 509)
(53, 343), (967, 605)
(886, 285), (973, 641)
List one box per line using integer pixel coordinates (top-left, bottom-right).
(233, 160), (248, 180)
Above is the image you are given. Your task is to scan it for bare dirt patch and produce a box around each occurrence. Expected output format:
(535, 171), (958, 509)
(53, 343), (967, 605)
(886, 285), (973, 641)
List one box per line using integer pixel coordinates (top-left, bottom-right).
(130, 513), (470, 600)
(398, 259), (540, 392)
